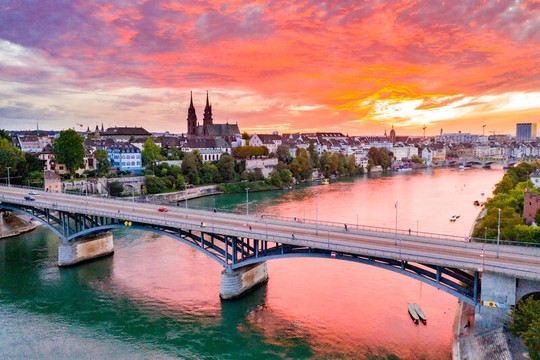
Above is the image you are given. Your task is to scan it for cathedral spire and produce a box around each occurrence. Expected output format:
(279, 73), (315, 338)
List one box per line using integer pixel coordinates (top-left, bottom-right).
(187, 91), (198, 136)
(203, 90), (213, 128)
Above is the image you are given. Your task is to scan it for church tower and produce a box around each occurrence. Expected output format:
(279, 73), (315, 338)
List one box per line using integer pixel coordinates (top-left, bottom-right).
(187, 91), (197, 136)
(203, 91), (213, 127)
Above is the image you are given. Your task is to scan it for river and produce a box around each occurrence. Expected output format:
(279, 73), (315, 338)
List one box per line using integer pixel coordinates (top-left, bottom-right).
(0, 167), (503, 359)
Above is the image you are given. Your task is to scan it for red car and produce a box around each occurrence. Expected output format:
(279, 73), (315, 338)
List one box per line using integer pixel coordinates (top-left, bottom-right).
(157, 207), (169, 212)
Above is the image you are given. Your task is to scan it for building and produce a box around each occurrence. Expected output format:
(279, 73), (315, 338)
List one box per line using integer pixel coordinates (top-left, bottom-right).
(523, 190), (540, 225)
(516, 123), (537, 142)
(249, 134), (283, 154)
(186, 92), (241, 140)
(44, 170), (62, 193)
(106, 143), (142, 174)
(99, 126), (152, 141)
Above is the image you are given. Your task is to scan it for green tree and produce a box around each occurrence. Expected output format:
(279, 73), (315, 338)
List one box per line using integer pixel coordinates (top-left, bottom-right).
(0, 138), (25, 185)
(508, 297), (540, 359)
(217, 154), (235, 182)
(200, 163), (220, 184)
(276, 145), (293, 164)
(53, 129), (85, 176)
(109, 181), (124, 196)
(181, 152), (200, 185)
(0, 129), (9, 141)
(93, 149), (111, 176)
(242, 132), (250, 145)
(308, 140), (320, 169)
(144, 176), (172, 194)
(176, 173), (186, 189)
(141, 138), (164, 166)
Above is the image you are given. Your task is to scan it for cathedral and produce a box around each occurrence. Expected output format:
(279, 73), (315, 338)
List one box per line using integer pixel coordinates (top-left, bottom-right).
(187, 92), (240, 139)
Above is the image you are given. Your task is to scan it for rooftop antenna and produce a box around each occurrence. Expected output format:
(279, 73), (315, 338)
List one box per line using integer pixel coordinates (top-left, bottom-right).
(482, 124), (486, 136)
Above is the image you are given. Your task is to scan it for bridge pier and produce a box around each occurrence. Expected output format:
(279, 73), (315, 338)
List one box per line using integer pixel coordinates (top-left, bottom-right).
(474, 271), (516, 334)
(220, 262), (268, 300)
(58, 232), (114, 267)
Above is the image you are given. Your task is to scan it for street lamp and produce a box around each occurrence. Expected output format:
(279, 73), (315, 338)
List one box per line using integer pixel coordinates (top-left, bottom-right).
(83, 174), (87, 196)
(6, 166), (10, 186)
(315, 192), (319, 235)
(245, 188), (250, 216)
(184, 183), (189, 217)
(497, 208), (501, 258)
(394, 202), (398, 245)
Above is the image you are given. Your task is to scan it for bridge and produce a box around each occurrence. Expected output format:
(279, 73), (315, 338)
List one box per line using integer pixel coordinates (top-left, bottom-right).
(1, 184), (539, 321)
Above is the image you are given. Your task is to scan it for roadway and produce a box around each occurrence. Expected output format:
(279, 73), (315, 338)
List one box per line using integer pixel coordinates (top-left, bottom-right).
(1, 185), (539, 280)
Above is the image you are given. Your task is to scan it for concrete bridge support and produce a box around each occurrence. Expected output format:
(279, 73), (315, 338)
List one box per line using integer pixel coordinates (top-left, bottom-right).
(58, 232), (114, 267)
(220, 262), (269, 300)
(474, 271), (516, 334)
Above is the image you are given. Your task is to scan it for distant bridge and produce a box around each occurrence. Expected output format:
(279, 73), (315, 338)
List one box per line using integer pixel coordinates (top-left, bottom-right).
(1, 184), (539, 308)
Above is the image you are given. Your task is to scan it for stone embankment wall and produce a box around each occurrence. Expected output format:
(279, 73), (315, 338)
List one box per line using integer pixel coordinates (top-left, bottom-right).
(145, 185), (221, 202)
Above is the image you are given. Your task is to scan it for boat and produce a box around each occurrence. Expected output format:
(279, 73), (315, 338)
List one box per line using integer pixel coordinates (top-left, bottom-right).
(407, 303), (419, 324)
(413, 303), (427, 324)
(458, 165), (465, 170)
(321, 178), (329, 185)
(473, 200), (480, 206)
(450, 215), (460, 222)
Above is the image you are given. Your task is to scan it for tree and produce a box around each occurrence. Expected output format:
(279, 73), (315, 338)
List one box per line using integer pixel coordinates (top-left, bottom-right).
(242, 132), (250, 145)
(308, 140), (320, 169)
(276, 145), (292, 164)
(217, 154), (235, 182)
(0, 138), (25, 184)
(141, 138), (164, 166)
(53, 129), (85, 176)
(109, 181), (124, 197)
(181, 152), (200, 185)
(144, 176), (172, 194)
(200, 163), (220, 184)
(509, 296), (540, 359)
(93, 149), (111, 176)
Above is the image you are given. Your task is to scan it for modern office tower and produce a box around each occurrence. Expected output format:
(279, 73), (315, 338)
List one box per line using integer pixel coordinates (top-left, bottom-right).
(516, 123), (537, 142)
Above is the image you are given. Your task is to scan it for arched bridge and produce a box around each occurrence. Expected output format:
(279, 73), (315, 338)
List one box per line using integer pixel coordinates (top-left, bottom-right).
(1, 185), (539, 306)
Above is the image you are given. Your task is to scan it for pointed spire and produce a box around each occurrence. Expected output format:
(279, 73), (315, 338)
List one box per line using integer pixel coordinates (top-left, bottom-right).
(190, 91), (194, 107)
(101, 122), (104, 131)
(206, 90), (210, 107)
(36, 120), (39, 131)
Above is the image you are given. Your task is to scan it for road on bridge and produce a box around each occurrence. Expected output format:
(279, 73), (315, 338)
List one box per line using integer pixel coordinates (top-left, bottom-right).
(1, 185), (539, 281)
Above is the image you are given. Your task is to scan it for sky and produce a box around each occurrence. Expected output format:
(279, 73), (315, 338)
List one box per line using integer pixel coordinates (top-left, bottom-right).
(0, 0), (539, 136)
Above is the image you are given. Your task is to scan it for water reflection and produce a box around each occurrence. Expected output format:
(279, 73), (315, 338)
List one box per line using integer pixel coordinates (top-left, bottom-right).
(0, 167), (503, 359)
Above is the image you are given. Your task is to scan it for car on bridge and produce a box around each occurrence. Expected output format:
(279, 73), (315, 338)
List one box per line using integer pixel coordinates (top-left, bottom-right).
(28, 191), (37, 195)
(157, 207), (169, 212)
(24, 195), (35, 201)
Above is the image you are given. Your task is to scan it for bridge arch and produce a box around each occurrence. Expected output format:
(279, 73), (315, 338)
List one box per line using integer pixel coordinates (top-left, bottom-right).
(235, 251), (478, 305)
(0, 205), (64, 239)
(67, 224), (226, 266)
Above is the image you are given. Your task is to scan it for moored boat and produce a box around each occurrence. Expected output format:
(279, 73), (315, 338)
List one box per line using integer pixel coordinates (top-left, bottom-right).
(407, 303), (419, 324)
(321, 178), (329, 185)
(413, 303), (427, 324)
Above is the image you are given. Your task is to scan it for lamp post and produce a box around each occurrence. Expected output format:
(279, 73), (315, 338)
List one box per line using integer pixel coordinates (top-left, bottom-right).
(83, 174), (87, 196)
(394, 202), (398, 245)
(245, 188), (249, 216)
(497, 208), (501, 258)
(315, 192), (319, 235)
(6, 167), (10, 186)
(184, 183), (189, 216)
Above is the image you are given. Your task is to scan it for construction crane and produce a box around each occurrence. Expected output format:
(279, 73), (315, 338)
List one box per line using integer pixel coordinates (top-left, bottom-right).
(422, 126), (427, 139)
(482, 125), (486, 136)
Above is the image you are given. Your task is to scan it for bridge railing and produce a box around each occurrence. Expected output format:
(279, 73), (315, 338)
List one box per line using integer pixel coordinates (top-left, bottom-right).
(2, 188), (540, 250)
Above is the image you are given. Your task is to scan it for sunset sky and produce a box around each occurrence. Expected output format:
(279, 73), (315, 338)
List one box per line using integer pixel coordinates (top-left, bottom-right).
(0, 0), (539, 136)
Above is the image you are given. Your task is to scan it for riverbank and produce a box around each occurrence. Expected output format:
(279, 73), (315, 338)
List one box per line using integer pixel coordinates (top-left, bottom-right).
(0, 213), (37, 239)
(452, 300), (530, 360)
